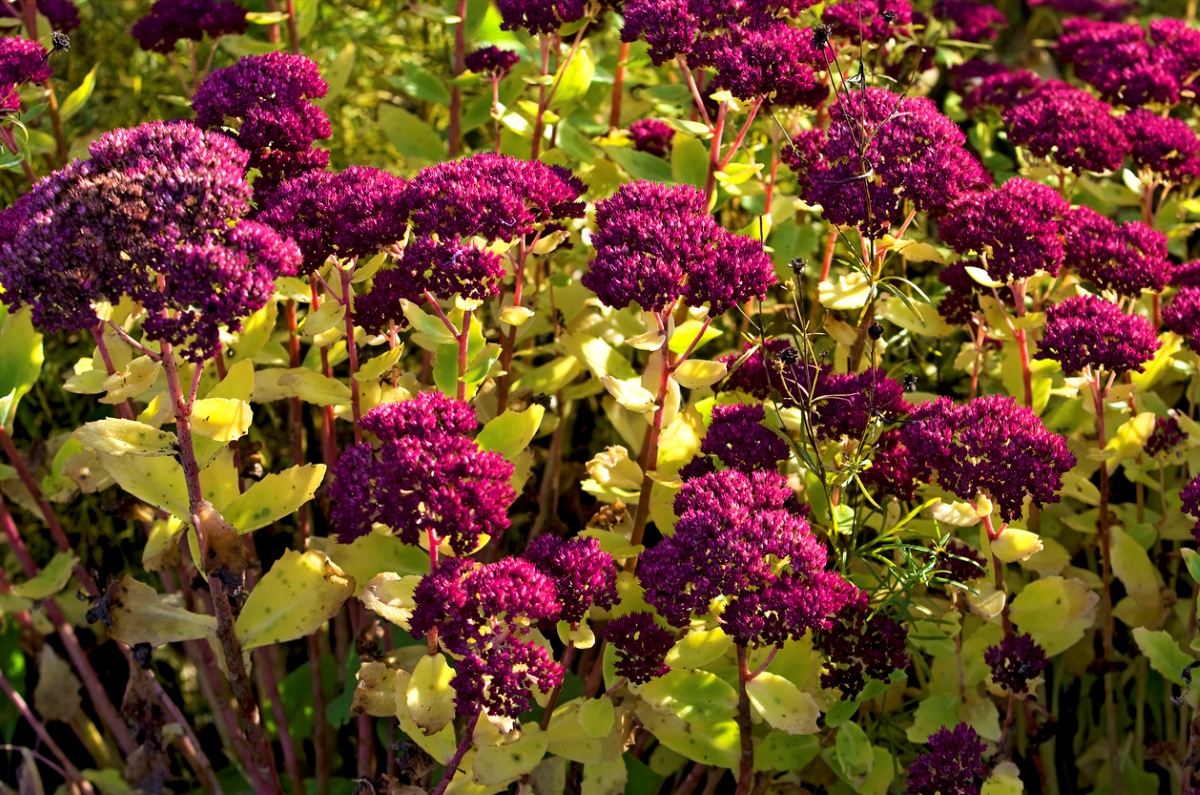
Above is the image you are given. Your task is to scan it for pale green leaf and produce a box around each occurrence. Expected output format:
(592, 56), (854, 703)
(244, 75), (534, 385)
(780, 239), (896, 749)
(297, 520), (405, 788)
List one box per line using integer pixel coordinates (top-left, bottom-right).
(235, 550), (355, 649)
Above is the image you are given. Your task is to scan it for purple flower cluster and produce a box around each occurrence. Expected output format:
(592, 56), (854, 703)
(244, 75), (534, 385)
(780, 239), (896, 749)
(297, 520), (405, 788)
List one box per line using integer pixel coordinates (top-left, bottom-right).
(621, 0), (698, 65)
(1176, 261), (1200, 289)
(822, 0), (913, 45)
(583, 181), (775, 315)
(689, 22), (828, 107)
(934, 539), (987, 585)
(4, 0), (81, 32)
(627, 119), (675, 159)
(402, 153), (585, 243)
(0, 121), (298, 360)
(932, 0), (1006, 42)
(1145, 416), (1186, 458)
(780, 127), (825, 192)
(906, 723), (989, 795)
(814, 597), (909, 698)
(1182, 475), (1200, 527)
(192, 52), (331, 185)
(522, 534), (618, 626)
(935, 260), (1013, 327)
(805, 88), (988, 237)
(715, 339), (798, 400)
(810, 367), (908, 440)
(1124, 110), (1200, 183)
(1059, 18), (1181, 107)
(860, 429), (931, 502)
(1036, 294), (1160, 375)
(940, 178), (1070, 283)
(410, 558), (563, 717)
(1005, 81), (1129, 173)
(1063, 206), (1172, 296)
(959, 66), (1042, 115)
(903, 395), (1076, 521)
(1152, 19), (1200, 98)
(603, 612), (674, 685)
(464, 46), (520, 78)
(495, 0), (585, 35)
(639, 468), (858, 646)
(132, 0), (247, 54)
(0, 37), (51, 111)
(1165, 287), (1200, 349)
(256, 166), (408, 273)
(1027, 0), (1134, 20)
(685, 402), (789, 476)
(985, 632), (1048, 693)
(328, 393), (515, 554)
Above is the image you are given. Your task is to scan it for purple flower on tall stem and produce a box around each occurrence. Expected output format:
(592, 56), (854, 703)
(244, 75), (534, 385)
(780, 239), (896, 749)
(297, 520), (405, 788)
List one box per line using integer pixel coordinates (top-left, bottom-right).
(985, 632), (1048, 693)
(1182, 476), (1200, 543)
(132, 0), (247, 54)
(822, 0), (913, 45)
(1124, 110), (1200, 184)
(192, 52), (331, 185)
(696, 403), (789, 473)
(688, 21), (829, 107)
(902, 395), (1076, 523)
(932, 0), (1006, 42)
(328, 393), (515, 554)
(627, 119), (675, 158)
(495, 0), (586, 35)
(0, 37), (52, 109)
(621, 0), (699, 65)
(1035, 294), (1160, 376)
(1145, 415), (1186, 459)
(1058, 18), (1181, 107)
(1151, 19), (1200, 96)
(603, 612), (674, 685)
(814, 596), (909, 698)
(1004, 81), (1130, 174)
(860, 428), (931, 501)
(1163, 287), (1200, 349)
(464, 46), (520, 79)
(810, 367), (907, 440)
(805, 88), (988, 237)
(522, 534), (618, 626)
(1062, 206), (1173, 297)
(906, 723), (989, 795)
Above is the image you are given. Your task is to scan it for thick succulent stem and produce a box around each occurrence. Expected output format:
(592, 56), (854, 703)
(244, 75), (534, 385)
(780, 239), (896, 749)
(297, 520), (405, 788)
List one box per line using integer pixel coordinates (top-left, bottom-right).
(733, 646), (755, 795)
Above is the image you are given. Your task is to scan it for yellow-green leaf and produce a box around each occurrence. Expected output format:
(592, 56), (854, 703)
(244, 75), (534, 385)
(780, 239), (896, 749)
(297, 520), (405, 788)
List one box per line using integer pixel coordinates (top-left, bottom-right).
(359, 573), (421, 630)
(99, 355), (161, 404)
(235, 550), (354, 649)
(634, 703), (739, 769)
(407, 653), (456, 735)
(745, 671), (820, 735)
(11, 551), (77, 599)
(96, 453), (189, 519)
(354, 346), (404, 382)
(1110, 525), (1163, 611)
(473, 726), (550, 785)
(74, 419), (177, 457)
(393, 669), (459, 763)
(221, 463), (326, 534)
(638, 669), (738, 723)
(580, 758), (627, 795)
(671, 359), (727, 390)
(323, 528), (430, 596)
(227, 302), (278, 364)
(59, 64), (97, 122)
(252, 368), (351, 406)
(818, 272), (871, 310)
(578, 696), (616, 739)
(546, 700), (629, 765)
(1132, 628), (1193, 686)
(189, 398), (253, 443)
(104, 576), (218, 647)
(476, 405), (545, 461)
(665, 626), (733, 670)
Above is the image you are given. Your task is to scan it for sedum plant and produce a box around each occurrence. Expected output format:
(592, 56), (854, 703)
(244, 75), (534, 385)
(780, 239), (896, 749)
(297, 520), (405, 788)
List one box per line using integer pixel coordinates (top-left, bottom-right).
(0, 1), (1199, 795)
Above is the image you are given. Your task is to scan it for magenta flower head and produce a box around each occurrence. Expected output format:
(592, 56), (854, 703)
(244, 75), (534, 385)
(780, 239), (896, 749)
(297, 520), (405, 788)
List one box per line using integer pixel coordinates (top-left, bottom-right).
(693, 403), (789, 474)
(935, 259), (1014, 327)
(583, 181), (775, 315)
(934, 539), (987, 585)
(1145, 415), (1186, 459)
(906, 723), (989, 795)
(715, 339), (800, 400)
(1182, 475), (1200, 542)
(1059, 18), (1180, 107)
(1125, 110), (1200, 184)
(256, 166), (408, 273)
(1165, 287), (1200, 350)
(0, 121), (297, 361)
(823, 0), (912, 45)
(780, 127), (826, 192)
(1063, 207), (1172, 297)
(815, 596), (909, 698)
(932, 0), (1006, 42)
(810, 367), (908, 440)
(639, 468), (858, 647)
(464, 46), (520, 79)
(627, 119), (675, 159)
(689, 21), (828, 107)
(603, 612), (674, 685)
(4, 0), (81, 33)
(960, 67), (1042, 116)
(860, 428), (931, 502)
(192, 52), (331, 184)
(805, 88), (988, 237)
(132, 0), (247, 54)
(1036, 294), (1160, 375)
(522, 534), (618, 626)
(495, 0), (585, 35)
(622, 0), (699, 65)
(1152, 19), (1200, 96)
(940, 178), (1069, 283)
(0, 37), (52, 110)
(903, 395), (1076, 521)
(985, 632), (1048, 693)
(403, 153), (586, 243)
(328, 393), (515, 554)
(1004, 81), (1129, 174)
(411, 558), (563, 718)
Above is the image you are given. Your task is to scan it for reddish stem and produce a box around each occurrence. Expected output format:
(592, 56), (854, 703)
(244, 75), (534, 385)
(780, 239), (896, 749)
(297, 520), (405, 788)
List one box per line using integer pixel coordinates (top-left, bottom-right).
(539, 641), (576, 730)
(431, 714), (478, 795)
(704, 101), (729, 202)
(457, 309), (473, 401)
(610, 41), (630, 128)
(0, 667), (93, 794)
(733, 646), (755, 795)
(284, 0), (300, 54)
(448, 0), (468, 157)
(341, 264), (364, 441)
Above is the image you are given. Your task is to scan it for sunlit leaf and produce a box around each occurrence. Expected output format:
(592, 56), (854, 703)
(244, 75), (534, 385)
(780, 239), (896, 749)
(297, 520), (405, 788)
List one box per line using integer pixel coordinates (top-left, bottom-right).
(235, 550), (354, 649)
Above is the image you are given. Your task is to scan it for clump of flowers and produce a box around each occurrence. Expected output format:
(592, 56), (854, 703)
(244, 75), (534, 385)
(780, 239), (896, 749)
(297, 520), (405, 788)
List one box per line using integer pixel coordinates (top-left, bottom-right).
(1036, 294), (1160, 375)
(583, 181), (774, 315)
(688, 21), (828, 107)
(935, 260), (1013, 327)
(132, 0), (247, 54)
(604, 612), (674, 685)
(627, 119), (675, 159)
(822, 0), (912, 45)
(1145, 415), (1186, 459)
(0, 37), (52, 110)
(907, 723), (989, 795)
(1004, 81), (1129, 174)
(3, 0), (81, 32)
(192, 52), (331, 185)
(985, 633), (1048, 693)
(1062, 207), (1173, 296)
(0, 121), (298, 360)
(810, 367), (907, 440)
(804, 88), (987, 237)
(1124, 110), (1200, 184)
(522, 534), (618, 626)
(860, 429), (931, 502)
(689, 402), (789, 475)
(959, 67), (1042, 116)
(495, 0), (585, 35)
(1165, 287), (1200, 349)
(940, 178), (1069, 283)
(1182, 476), (1200, 542)
(1058, 18), (1181, 107)
(639, 468), (857, 647)
(932, 0), (1006, 42)
(463, 45), (520, 79)
(410, 558), (563, 718)
(903, 395), (1076, 522)
(815, 597), (909, 698)
(933, 539), (987, 585)
(621, 0), (698, 65)
(328, 393), (515, 554)
(1151, 19), (1200, 97)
